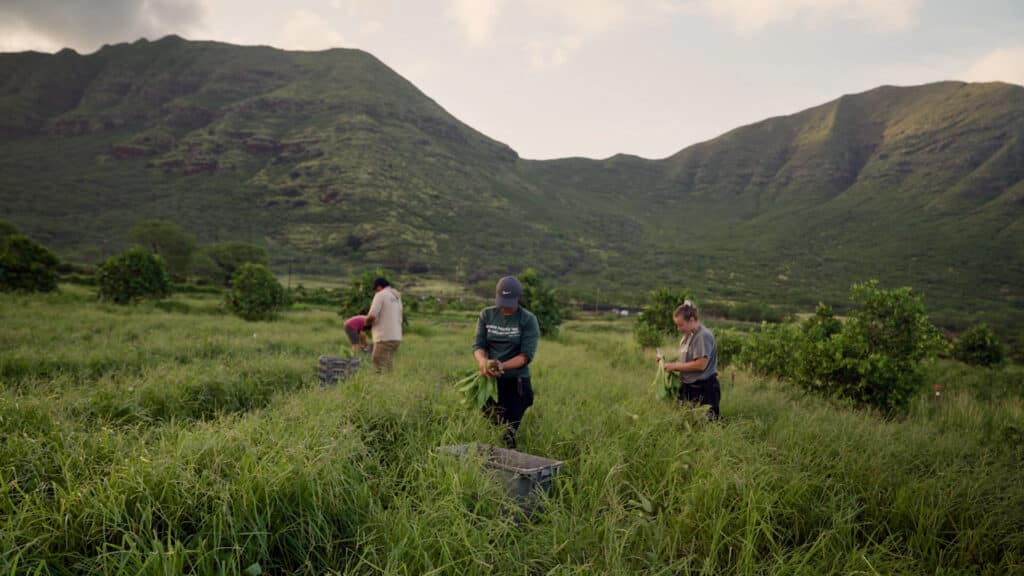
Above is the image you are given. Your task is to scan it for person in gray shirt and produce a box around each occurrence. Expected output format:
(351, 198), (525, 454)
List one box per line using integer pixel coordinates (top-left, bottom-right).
(660, 300), (720, 419)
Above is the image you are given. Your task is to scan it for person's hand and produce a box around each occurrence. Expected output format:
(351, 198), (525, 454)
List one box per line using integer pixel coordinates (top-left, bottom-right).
(662, 361), (675, 373)
(478, 359), (490, 377)
(485, 359), (503, 377)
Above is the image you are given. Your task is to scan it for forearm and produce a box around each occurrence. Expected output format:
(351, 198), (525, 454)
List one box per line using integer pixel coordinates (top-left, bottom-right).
(669, 357), (709, 373)
(498, 353), (529, 372)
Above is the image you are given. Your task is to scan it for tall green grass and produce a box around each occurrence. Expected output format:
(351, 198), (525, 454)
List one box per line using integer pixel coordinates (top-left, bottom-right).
(1, 289), (1022, 574)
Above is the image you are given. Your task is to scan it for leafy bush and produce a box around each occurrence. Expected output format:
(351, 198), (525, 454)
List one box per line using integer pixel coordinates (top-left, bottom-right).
(336, 267), (385, 320)
(128, 220), (196, 280)
(796, 281), (943, 411)
(228, 263), (287, 321)
(633, 288), (689, 348)
(738, 321), (801, 380)
(0, 219), (19, 238)
(519, 268), (563, 337)
(739, 284), (944, 411)
(729, 301), (784, 323)
(952, 324), (1005, 367)
(0, 234), (60, 293)
(97, 247), (171, 303)
(195, 242), (268, 286)
(715, 328), (745, 368)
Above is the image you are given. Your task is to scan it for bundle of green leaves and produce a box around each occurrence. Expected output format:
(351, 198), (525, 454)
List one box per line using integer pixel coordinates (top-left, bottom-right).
(453, 363), (499, 410)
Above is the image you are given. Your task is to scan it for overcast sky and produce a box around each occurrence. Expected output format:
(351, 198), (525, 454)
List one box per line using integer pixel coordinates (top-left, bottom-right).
(1, 0), (1022, 159)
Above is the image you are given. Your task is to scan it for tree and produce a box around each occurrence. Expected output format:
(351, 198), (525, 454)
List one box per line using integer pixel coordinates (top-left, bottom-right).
(0, 219), (19, 239)
(633, 288), (690, 349)
(952, 324), (1005, 367)
(97, 247), (170, 303)
(195, 242), (268, 286)
(0, 234), (60, 293)
(228, 263), (287, 321)
(796, 281), (943, 411)
(128, 220), (196, 281)
(519, 268), (563, 337)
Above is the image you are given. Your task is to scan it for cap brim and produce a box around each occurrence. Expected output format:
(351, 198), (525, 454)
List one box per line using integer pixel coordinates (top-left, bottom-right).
(495, 296), (519, 308)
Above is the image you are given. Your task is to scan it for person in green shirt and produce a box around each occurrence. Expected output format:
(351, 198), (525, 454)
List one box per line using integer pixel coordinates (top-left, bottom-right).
(473, 276), (540, 449)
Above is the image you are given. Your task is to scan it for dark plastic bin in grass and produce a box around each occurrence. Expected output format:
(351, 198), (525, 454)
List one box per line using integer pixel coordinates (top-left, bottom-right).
(318, 355), (360, 386)
(437, 443), (564, 514)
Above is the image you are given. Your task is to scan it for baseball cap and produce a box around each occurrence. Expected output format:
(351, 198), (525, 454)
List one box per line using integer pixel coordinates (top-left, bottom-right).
(495, 276), (522, 308)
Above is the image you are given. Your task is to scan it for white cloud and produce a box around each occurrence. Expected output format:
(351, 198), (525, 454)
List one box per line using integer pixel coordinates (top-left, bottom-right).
(0, 17), (65, 52)
(965, 46), (1024, 87)
(517, 0), (629, 70)
(447, 0), (505, 45)
(277, 8), (346, 51)
(702, 0), (922, 34)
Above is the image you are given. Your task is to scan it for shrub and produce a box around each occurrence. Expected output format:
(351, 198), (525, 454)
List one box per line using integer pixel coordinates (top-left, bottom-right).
(715, 328), (744, 368)
(336, 267), (386, 320)
(796, 281), (944, 411)
(738, 321), (801, 379)
(0, 234), (60, 293)
(730, 301), (784, 323)
(0, 219), (19, 238)
(634, 321), (663, 350)
(633, 288), (689, 347)
(228, 263), (287, 321)
(519, 268), (563, 337)
(128, 220), (196, 281)
(952, 324), (1005, 367)
(97, 247), (171, 303)
(195, 242), (268, 286)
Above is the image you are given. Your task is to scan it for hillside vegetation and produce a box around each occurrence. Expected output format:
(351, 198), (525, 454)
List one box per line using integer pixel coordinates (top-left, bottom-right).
(1, 37), (1022, 332)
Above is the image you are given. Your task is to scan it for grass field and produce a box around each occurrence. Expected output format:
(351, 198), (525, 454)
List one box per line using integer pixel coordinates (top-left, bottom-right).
(1, 286), (1022, 575)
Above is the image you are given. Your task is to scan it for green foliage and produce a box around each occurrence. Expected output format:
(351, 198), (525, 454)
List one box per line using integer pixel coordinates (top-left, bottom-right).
(738, 321), (801, 380)
(228, 263), (287, 321)
(802, 303), (842, 342)
(97, 247), (170, 303)
(743, 281), (945, 411)
(633, 288), (689, 347)
(1, 291), (1023, 573)
(128, 219), (196, 280)
(952, 323), (1005, 367)
(336, 267), (386, 320)
(1, 41), (1022, 341)
(715, 328), (744, 368)
(195, 242), (268, 286)
(519, 268), (563, 337)
(728, 301), (784, 323)
(0, 219), (18, 238)
(633, 321), (663, 350)
(0, 234), (59, 293)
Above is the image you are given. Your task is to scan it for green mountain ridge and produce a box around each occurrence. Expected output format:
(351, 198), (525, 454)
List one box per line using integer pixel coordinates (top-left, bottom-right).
(1, 36), (1022, 331)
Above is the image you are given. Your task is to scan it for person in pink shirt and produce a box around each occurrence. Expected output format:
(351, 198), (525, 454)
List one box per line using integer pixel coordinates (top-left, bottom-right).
(343, 314), (371, 353)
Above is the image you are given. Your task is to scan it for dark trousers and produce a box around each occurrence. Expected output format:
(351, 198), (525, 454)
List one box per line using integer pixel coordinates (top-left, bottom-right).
(484, 376), (534, 449)
(678, 374), (721, 419)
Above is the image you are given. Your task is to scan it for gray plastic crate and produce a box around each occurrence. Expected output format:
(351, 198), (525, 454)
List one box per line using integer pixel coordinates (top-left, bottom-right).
(318, 355), (360, 386)
(438, 443), (564, 513)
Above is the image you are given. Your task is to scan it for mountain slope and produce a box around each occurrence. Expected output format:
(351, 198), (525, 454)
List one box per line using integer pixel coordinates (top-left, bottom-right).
(1, 38), (1022, 331)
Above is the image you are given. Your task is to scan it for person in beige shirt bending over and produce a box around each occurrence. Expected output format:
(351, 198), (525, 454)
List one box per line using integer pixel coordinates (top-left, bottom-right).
(365, 277), (403, 372)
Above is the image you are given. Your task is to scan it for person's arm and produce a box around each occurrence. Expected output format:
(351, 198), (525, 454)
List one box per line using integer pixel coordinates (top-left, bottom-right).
(473, 311), (494, 376)
(507, 313), (540, 373)
(365, 292), (382, 326)
(665, 357), (709, 373)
